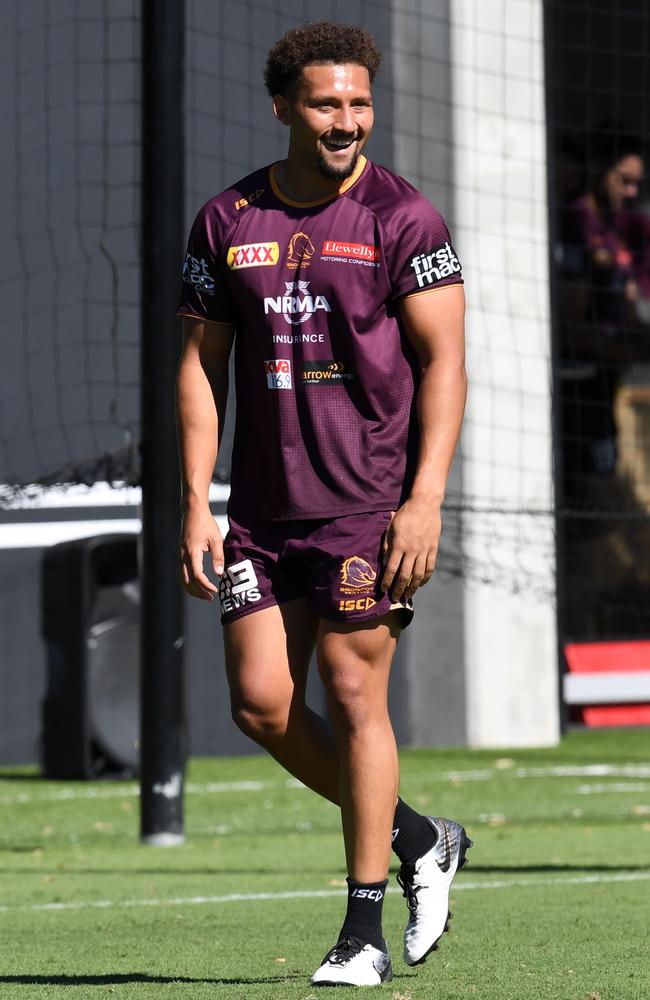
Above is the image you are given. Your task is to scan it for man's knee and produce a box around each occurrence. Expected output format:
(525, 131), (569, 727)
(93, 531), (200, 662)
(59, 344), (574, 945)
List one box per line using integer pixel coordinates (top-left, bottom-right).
(319, 661), (377, 731)
(230, 685), (289, 742)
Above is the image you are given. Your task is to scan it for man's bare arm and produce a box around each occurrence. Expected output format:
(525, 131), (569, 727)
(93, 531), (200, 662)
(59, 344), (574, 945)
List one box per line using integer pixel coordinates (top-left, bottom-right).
(380, 283), (467, 601)
(176, 315), (235, 600)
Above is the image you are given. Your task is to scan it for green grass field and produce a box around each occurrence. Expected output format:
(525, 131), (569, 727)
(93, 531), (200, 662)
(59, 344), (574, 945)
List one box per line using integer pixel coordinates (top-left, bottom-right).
(1, 728), (649, 1000)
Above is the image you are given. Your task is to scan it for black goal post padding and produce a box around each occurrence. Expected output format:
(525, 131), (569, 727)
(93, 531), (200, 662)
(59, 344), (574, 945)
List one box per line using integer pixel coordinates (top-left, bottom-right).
(139, 0), (187, 846)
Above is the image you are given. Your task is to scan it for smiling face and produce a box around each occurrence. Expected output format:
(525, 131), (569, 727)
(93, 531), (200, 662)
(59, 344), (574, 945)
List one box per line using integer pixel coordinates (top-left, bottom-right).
(603, 153), (644, 211)
(274, 63), (374, 182)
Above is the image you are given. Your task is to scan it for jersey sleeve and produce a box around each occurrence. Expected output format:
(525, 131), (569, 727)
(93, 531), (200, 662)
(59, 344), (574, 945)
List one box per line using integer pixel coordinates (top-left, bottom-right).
(177, 201), (238, 324)
(384, 196), (463, 299)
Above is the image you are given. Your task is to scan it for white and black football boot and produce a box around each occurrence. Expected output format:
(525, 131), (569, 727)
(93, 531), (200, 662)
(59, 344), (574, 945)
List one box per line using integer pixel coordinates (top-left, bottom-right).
(310, 935), (393, 987)
(397, 816), (472, 966)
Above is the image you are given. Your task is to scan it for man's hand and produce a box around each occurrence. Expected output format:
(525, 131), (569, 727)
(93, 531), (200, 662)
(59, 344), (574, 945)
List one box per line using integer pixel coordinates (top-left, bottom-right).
(179, 504), (224, 600)
(380, 496), (442, 602)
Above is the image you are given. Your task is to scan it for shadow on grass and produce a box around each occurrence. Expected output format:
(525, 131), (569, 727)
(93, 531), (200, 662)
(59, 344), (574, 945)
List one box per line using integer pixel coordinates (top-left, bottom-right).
(3, 863), (650, 875)
(0, 866), (343, 876)
(0, 973), (304, 986)
(462, 863), (650, 873)
(0, 773), (46, 781)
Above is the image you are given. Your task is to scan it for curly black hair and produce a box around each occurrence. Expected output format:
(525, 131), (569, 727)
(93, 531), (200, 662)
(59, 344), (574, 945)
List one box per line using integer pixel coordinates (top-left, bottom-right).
(264, 21), (382, 98)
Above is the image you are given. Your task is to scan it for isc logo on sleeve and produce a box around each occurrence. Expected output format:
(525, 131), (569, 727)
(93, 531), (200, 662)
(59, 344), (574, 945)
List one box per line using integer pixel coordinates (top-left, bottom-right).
(227, 242), (279, 269)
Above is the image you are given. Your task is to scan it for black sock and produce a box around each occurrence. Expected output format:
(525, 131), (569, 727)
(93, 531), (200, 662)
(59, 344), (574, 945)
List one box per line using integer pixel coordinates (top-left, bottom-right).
(391, 797), (437, 865)
(338, 878), (388, 952)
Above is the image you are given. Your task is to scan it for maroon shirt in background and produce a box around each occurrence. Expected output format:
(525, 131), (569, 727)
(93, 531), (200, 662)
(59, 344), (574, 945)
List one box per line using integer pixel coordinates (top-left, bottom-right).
(563, 194), (650, 333)
(177, 156), (463, 522)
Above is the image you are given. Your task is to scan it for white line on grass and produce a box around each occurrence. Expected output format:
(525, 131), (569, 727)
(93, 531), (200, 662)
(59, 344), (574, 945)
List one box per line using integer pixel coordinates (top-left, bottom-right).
(0, 779), (305, 807)
(575, 782), (650, 795)
(2, 765), (650, 807)
(446, 764), (650, 781)
(1, 872), (649, 917)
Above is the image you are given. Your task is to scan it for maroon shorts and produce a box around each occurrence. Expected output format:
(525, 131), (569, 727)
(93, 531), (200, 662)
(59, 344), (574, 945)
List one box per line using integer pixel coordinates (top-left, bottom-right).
(219, 510), (414, 627)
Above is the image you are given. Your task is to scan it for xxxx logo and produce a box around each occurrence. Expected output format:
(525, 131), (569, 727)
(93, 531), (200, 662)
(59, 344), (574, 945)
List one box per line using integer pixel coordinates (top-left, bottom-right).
(227, 242), (279, 270)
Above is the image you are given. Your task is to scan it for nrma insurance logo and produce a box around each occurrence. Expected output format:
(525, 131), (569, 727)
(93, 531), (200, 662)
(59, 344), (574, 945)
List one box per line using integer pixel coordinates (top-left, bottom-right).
(264, 280), (331, 325)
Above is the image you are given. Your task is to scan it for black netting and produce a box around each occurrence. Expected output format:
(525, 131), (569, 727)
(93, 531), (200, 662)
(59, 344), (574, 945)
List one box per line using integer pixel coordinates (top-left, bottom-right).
(0, 0), (141, 495)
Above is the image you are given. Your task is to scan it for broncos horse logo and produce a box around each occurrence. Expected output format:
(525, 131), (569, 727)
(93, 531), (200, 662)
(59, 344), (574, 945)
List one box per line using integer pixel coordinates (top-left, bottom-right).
(340, 556), (378, 591)
(287, 231), (315, 269)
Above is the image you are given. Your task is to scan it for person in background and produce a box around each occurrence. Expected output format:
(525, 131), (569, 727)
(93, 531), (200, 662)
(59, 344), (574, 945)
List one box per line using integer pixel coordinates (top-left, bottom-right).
(559, 131), (649, 489)
(558, 129), (650, 634)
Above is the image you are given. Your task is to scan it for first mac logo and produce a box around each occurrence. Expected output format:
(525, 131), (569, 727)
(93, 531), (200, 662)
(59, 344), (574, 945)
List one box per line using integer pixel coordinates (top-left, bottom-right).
(227, 242), (279, 270)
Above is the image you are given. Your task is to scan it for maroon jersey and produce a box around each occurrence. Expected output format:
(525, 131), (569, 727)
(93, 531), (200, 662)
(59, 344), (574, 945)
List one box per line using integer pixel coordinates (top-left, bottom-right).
(177, 156), (463, 521)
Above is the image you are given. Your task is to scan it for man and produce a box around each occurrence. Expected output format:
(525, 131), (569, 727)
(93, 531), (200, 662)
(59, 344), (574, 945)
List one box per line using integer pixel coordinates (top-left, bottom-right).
(176, 21), (470, 988)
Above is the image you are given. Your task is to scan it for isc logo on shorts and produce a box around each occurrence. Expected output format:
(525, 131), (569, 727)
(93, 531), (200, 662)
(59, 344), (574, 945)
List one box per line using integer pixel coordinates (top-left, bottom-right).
(219, 558), (261, 613)
(227, 242), (279, 269)
(339, 597), (377, 612)
(264, 358), (292, 389)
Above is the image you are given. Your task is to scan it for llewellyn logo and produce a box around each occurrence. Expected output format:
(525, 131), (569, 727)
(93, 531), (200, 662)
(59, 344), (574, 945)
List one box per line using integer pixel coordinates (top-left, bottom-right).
(227, 242), (279, 270)
(287, 232), (315, 269)
(264, 281), (331, 326)
(322, 239), (380, 266)
(410, 241), (461, 288)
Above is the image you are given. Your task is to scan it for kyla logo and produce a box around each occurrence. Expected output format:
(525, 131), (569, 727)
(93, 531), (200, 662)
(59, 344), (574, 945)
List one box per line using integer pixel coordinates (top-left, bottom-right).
(219, 558), (261, 614)
(264, 281), (331, 326)
(227, 241), (279, 270)
(286, 231), (315, 269)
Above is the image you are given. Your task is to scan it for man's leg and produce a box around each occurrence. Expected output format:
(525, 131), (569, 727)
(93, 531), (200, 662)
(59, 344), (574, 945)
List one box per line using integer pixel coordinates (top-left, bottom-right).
(308, 613), (398, 986)
(224, 600), (414, 834)
(224, 598), (470, 978)
(316, 613), (400, 883)
(224, 599), (440, 856)
(223, 598), (340, 802)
